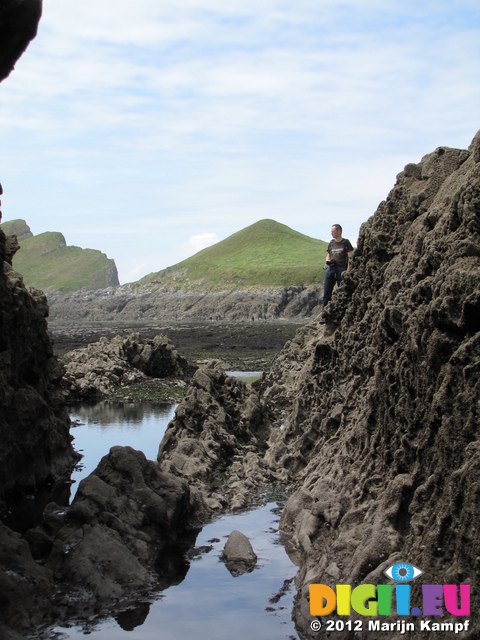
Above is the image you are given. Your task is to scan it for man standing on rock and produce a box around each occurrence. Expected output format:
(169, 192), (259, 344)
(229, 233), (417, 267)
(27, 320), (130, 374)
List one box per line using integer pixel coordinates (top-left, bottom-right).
(322, 223), (353, 310)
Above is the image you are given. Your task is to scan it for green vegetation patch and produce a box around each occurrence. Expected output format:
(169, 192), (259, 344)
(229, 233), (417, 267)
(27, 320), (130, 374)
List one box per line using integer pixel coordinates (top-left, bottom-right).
(109, 378), (188, 403)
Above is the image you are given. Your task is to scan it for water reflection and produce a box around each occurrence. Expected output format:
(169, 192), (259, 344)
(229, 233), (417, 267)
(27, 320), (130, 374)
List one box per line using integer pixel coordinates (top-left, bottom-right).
(71, 400), (176, 426)
(49, 502), (299, 640)
(43, 402), (301, 639)
(69, 401), (176, 499)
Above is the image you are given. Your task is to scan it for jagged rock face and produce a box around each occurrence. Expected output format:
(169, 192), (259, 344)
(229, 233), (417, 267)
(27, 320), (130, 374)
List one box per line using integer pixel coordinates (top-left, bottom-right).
(0, 231), (75, 501)
(62, 332), (194, 402)
(0, 0), (42, 82)
(158, 363), (275, 511)
(263, 132), (480, 638)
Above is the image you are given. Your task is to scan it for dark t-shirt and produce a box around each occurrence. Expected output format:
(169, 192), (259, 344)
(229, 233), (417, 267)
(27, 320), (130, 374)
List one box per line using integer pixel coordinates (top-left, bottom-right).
(327, 238), (353, 266)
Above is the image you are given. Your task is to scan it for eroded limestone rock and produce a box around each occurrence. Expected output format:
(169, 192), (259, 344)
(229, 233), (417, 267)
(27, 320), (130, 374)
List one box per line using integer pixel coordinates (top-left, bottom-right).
(157, 362), (277, 511)
(262, 132), (480, 638)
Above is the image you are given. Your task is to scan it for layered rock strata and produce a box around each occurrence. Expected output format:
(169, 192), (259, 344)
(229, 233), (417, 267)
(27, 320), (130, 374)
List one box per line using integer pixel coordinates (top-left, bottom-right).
(47, 284), (323, 324)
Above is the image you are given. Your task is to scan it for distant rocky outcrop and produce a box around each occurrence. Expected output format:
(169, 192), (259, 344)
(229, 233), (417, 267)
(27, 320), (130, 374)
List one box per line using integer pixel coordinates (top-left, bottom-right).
(48, 284), (323, 324)
(62, 332), (194, 402)
(0, 219), (33, 241)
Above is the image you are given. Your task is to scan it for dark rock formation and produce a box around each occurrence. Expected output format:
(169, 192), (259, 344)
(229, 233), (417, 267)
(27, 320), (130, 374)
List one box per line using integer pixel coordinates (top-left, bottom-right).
(47, 284), (323, 324)
(45, 446), (207, 604)
(262, 131), (480, 638)
(0, 230), (75, 504)
(0, 0), (42, 82)
(62, 332), (194, 402)
(1, 446), (209, 637)
(0, 7), (209, 638)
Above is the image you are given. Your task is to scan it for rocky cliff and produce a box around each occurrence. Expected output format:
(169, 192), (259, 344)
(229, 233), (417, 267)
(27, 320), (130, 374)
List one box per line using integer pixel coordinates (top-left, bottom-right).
(153, 131), (480, 639)
(0, 220), (120, 293)
(260, 131), (480, 637)
(0, 221), (75, 506)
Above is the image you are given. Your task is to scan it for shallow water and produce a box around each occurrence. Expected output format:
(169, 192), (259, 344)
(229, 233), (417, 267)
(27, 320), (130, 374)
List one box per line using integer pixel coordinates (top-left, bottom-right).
(49, 501), (299, 640)
(59, 401), (300, 640)
(69, 401), (176, 499)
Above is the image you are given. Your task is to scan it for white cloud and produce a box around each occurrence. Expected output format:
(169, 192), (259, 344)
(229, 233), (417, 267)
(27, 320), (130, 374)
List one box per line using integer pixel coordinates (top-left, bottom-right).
(0, 0), (478, 284)
(180, 233), (221, 257)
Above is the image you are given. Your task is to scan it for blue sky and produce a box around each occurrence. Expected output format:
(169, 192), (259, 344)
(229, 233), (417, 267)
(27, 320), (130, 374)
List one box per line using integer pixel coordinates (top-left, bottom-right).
(1, 0), (479, 284)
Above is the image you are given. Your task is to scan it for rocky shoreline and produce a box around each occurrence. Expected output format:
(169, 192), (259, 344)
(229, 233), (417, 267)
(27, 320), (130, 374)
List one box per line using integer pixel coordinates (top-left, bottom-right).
(47, 283), (324, 326)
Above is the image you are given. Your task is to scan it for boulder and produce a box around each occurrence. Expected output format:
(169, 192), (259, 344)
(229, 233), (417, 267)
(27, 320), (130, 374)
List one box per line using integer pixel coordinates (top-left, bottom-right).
(221, 530), (257, 576)
(45, 446), (209, 604)
(0, 446), (210, 636)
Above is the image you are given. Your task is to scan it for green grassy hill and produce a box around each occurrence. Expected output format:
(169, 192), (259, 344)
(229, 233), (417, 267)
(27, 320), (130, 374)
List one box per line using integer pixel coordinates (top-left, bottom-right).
(0, 220), (119, 293)
(139, 219), (328, 291)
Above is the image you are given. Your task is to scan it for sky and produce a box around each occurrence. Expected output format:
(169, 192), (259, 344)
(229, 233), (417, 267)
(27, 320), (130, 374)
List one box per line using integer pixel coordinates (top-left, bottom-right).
(1, 0), (479, 284)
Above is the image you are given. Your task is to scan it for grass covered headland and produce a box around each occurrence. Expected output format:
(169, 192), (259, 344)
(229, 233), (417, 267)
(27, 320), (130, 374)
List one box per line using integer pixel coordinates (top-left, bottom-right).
(139, 219), (329, 291)
(0, 220), (119, 293)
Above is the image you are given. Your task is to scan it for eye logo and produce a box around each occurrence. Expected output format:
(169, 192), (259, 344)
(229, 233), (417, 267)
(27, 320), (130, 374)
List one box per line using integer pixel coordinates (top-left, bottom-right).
(384, 562), (423, 582)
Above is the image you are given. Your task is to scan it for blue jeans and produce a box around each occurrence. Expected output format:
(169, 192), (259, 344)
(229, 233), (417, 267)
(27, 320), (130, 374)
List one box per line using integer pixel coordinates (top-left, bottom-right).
(323, 265), (347, 307)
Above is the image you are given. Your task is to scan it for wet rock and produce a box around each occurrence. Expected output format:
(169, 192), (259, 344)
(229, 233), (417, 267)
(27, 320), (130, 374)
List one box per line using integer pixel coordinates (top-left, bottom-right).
(221, 530), (257, 576)
(47, 446), (207, 596)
